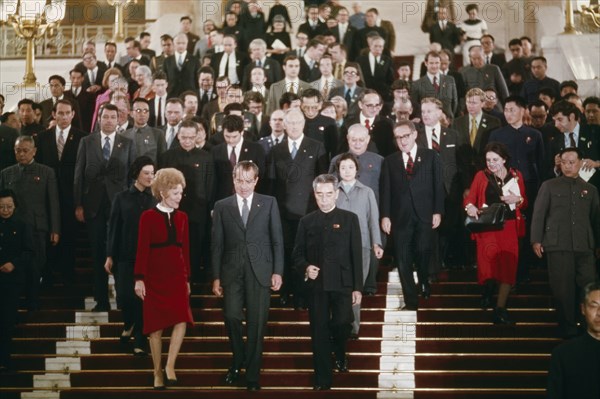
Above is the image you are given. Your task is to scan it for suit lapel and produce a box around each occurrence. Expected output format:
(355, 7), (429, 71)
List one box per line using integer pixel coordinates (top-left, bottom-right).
(246, 194), (262, 227)
(90, 133), (104, 164)
(227, 196), (245, 230)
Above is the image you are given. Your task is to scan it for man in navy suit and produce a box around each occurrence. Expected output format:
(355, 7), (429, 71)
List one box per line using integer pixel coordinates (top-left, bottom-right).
(164, 33), (201, 98)
(356, 36), (394, 102)
(74, 104), (136, 311)
(428, 6), (461, 51)
(212, 161), (283, 391)
(380, 120), (444, 310)
(210, 35), (249, 86)
(35, 100), (87, 285)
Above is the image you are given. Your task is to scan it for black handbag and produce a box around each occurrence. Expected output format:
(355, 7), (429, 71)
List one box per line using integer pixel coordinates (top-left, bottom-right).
(465, 202), (506, 233)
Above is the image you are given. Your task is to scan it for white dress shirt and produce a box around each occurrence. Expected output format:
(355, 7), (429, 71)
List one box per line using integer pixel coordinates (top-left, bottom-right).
(425, 123), (442, 149)
(236, 193), (254, 216)
(287, 134), (304, 154)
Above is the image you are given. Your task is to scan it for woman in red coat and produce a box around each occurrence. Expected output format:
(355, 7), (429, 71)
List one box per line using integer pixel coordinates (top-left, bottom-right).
(464, 142), (527, 325)
(134, 168), (193, 389)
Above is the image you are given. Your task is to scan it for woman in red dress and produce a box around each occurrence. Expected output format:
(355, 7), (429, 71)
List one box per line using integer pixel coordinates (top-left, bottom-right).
(464, 142), (527, 325)
(134, 168), (193, 389)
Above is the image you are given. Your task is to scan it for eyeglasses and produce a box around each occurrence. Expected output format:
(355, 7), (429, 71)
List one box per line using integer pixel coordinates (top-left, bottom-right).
(344, 71), (358, 76)
(133, 109), (150, 114)
(394, 134), (413, 141)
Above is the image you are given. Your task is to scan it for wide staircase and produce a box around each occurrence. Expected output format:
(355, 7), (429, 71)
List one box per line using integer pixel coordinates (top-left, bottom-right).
(414, 268), (560, 398)
(0, 250), (559, 399)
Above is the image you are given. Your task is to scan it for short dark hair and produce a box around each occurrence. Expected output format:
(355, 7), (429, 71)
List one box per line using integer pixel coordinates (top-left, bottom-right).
(392, 80), (411, 91)
(224, 103), (244, 114)
(180, 90), (198, 101)
(531, 56), (547, 65)
(160, 34), (173, 42)
(279, 92), (299, 108)
(537, 87), (556, 100)
(0, 189), (18, 208)
(69, 68), (84, 77)
(179, 119), (199, 132)
(282, 55), (299, 66)
(129, 155), (155, 180)
(528, 100), (548, 112)
(140, 31), (150, 40)
(233, 160), (259, 179)
(520, 36), (532, 44)
(504, 95), (527, 109)
(180, 16), (192, 23)
(481, 34), (495, 43)
(52, 99), (74, 113)
(99, 103), (119, 118)
(48, 75), (66, 86)
(105, 41), (117, 49)
(222, 114), (244, 133)
(336, 152), (360, 173)
(132, 40), (142, 50)
(484, 141), (511, 163)
(466, 3), (479, 12)
(18, 98), (36, 109)
(198, 66), (215, 78)
(366, 7), (379, 14)
(132, 97), (150, 107)
(508, 38), (522, 47)
(153, 71), (167, 81)
(394, 119), (417, 133)
(583, 96), (600, 108)
(559, 146), (583, 160)
(300, 88), (323, 102)
(166, 98), (185, 108)
(559, 80), (578, 93)
(244, 91), (264, 105)
(550, 100), (581, 120)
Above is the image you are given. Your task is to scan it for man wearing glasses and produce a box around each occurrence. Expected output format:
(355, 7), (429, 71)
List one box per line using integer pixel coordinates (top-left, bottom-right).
(328, 62), (364, 120)
(122, 98), (165, 163)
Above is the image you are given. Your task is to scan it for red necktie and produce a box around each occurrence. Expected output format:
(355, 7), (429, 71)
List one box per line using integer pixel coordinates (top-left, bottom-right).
(365, 119), (370, 130)
(433, 76), (440, 93)
(229, 145), (236, 168)
(432, 128), (441, 153)
(406, 153), (414, 177)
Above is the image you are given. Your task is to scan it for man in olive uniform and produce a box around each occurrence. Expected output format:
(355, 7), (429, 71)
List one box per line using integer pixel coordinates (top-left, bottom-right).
(531, 147), (600, 338)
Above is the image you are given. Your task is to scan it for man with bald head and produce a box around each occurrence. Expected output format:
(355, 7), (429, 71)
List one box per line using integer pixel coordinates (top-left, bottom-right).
(460, 45), (509, 103)
(164, 33), (201, 97)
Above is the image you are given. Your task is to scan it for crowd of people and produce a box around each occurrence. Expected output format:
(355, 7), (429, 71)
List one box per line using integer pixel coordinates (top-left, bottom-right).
(1, 0), (600, 393)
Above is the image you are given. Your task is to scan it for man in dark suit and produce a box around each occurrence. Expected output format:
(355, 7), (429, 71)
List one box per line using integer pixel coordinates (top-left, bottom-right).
(292, 173), (363, 390)
(300, 89), (338, 161)
(0, 124), (18, 171)
(428, 6), (461, 51)
(66, 68), (95, 133)
(380, 120), (445, 310)
(353, 8), (390, 57)
(164, 33), (201, 98)
(332, 7), (356, 60)
(211, 115), (265, 202)
(160, 120), (214, 282)
(328, 62), (364, 120)
(258, 110), (286, 157)
(180, 15), (200, 54)
(159, 98), (185, 152)
(342, 90), (395, 157)
(197, 67), (218, 117)
(74, 104), (136, 311)
(356, 36), (394, 102)
(453, 88), (502, 182)
(103, 41), (125, 72)
(299, 38), (326, 83)
(211, 161), (283, 391)
(210, 35), (249, 86)
(39, 75), (81, 129)
(35, 100), (86, 285)
(547, 100), (600, 192)
(411, 51), (458, 117)
(297, 4), (328, 39)
(80, 53), (107, 91)
(481, 34), (507, 69)
(242, 39), (282, 91)
(269, 109), (328, 308)
(0, 136), (60, 310)
(531, 148), (600, 338)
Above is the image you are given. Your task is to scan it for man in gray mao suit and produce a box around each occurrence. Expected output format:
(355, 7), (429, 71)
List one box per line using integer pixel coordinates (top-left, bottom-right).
(531, 147), (600, 338)
(0, 136), (60, 310)
(211, 161), (284, 391)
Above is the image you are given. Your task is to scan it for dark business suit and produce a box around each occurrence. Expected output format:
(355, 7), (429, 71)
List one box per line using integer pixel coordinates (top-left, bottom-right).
(531, 176), (600, 337)
(299, 57), (322, 83)
(65, 88), (95, 133)
(211, 140), (266, 202)
(164, 52), (201, 98)
(73, 132), (136, 308)
(303, 114), (339, 161)
(242, 58), (282, 90)
(429, 20), (461, 51)
(211, 193), (284, 384)
(356, 54), (394, 101)
(341, 115), (395, 157)
(297, 20), (328, 39)
(160, 147), (215, 280)
(328, 85), (364, 121)
(380, 148), (445, 309)
(292, 206), (363, 388)
(0, 161), (60, 309)
(39, 93), (82, 129)
(332, 24), (356, 60)
(197, 90), (218, 117)
(0, 125), (18, 171)
(258, 135), (286, 156)
(81, 64), (108, 91)
(36, 126), (86, 282)
(269, 137), (328, 305)
(210, 51), (249, 85)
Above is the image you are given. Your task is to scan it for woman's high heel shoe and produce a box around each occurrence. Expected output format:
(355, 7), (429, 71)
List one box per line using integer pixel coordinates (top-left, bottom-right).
(120, 325), (134, 344)
(153, 371), (165, 390)
(164, 369), (177, 386)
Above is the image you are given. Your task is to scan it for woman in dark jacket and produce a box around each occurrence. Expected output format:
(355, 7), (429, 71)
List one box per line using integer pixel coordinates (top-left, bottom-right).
(0, 189), (33, 371)
(105, 156), (157, 355)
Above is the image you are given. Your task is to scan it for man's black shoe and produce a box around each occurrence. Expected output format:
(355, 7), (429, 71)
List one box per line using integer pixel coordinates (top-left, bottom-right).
(224, 367), (240, 385)
(246, 382), (261, 391)
(313, 385), (331, 390)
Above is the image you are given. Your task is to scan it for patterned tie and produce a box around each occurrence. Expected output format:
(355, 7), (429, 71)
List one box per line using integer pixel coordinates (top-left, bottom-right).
(486, 55), (490, 65)
(322, 79), (329, 99)
(274, 137), (279, 145)
(57, 130), (65, 160)
(433, 76), (440, 93)
(241, 198), (249, 226)
(167, 126), (175, 148)
(470, 116), (478, 146)
(229, 145), (236, 167)
(569, 132), (576, 148)
(102, 136), (110, 161)
(335, 64), (343, 80)
(406, 153), (414, 177)
(288, 82), (295, 94)
(257, 59), (262, 68)
(365, 118), (370, 130)
(432, 128), (441, 153)
(291, 141), (298, 159)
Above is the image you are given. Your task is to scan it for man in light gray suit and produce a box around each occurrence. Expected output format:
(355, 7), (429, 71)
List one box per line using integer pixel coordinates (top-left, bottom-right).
(211, 161), (284, 391)
(266, 55), (311, 116)
(0, 136), (60, 310)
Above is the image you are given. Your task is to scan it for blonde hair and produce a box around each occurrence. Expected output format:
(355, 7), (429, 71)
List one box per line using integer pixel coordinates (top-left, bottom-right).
(151, 168), (186, 200)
